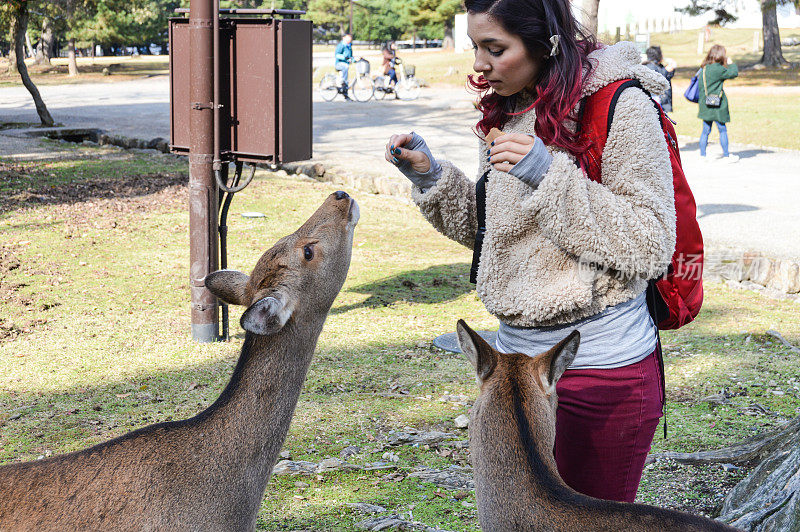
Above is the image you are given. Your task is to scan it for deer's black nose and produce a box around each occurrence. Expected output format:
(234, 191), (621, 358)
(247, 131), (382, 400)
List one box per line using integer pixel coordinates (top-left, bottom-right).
(334, 191), (349, 200)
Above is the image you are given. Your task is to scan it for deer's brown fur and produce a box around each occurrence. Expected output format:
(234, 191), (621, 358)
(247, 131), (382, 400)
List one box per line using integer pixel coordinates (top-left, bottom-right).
(457, 320), (741, 532)
(0, 191), (359, 532)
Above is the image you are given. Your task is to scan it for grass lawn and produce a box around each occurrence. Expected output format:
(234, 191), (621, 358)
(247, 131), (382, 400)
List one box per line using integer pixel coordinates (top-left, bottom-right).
(1, 139), (799, 529)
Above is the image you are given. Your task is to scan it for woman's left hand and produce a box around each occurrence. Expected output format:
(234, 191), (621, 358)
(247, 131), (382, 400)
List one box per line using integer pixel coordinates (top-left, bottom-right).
(488, 133), (536, 173)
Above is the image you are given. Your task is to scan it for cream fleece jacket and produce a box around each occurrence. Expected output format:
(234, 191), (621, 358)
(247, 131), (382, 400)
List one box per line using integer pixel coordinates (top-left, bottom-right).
(412, 42), (676, 327)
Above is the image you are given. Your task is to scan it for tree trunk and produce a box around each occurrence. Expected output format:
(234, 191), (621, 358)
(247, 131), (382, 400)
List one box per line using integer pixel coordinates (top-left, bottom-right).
(25, 30), (35, 59)
(35, 16), (54, 66)
(7, 24), (19, 75)
(443, 21), (454, 50)
(9, 1), (54, 126)
(67, 39), (79, 76)
(760, 0), (787, 66)
(650, 416), (800, 530)
(719, 417), (800, 530)
(581, 0), (600, 36)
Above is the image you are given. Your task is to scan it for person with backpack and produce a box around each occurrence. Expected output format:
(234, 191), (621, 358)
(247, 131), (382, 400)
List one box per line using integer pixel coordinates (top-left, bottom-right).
(643, 45), (677, 112)
(698, 44), (739, 162)
(384, 0), (702, 504)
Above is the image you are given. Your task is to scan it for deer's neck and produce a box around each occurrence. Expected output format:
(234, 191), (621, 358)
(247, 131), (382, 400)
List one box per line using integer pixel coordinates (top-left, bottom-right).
(195, 316), (324, 486)
(473, 381), (585, 524)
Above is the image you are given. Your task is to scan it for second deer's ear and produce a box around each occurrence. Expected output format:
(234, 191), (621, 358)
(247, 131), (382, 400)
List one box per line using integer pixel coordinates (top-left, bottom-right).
(205, 270), (250, 306)
(541, 330), (580, 394)
(456, 319), (497, 383)
(240, 293), (295, 336)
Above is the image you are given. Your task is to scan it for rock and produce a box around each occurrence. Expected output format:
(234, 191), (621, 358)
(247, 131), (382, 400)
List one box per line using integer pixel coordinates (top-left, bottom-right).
(358, 515), (406, 531)
(454, 414), (470, 429)
(272, 460), (317, 476)
(347, 502), (387, 514)
(407, 465), (474, 491)
(316, 457), (343, 472)
(381, 452), (400, 463)
(748, 257), (773, 287)
(340, 445), (361, 460)
(273, 169), (289, 178)
(279, 450), (291, 459)
(385, 430), (455, 446)
(294, 481), (310, 489)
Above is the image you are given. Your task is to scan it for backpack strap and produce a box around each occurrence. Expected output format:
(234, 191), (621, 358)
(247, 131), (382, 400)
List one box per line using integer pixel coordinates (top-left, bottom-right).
(581, 80), (669, 438)
(470, 170), (490, 284)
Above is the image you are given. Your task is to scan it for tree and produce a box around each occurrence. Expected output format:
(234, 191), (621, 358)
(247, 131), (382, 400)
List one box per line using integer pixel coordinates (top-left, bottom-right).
(306, 0), (349, 36)
(4, 0), (54, 126)
(581, 0), (600, 36)
(678, 0), (796, 67)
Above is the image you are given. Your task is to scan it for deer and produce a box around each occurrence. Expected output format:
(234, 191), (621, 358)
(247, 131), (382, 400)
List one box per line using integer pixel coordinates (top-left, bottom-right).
(0, 191), (359, 532)
(455, 319), (742, 532)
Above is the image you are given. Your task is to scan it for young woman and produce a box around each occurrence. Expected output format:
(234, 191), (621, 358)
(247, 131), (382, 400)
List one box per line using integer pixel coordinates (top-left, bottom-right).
(385, 0), (675, 503)
(698, 44), (739, 162)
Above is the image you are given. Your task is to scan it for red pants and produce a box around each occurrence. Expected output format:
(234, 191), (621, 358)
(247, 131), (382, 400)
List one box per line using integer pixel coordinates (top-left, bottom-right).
(553, 350), (663, 502)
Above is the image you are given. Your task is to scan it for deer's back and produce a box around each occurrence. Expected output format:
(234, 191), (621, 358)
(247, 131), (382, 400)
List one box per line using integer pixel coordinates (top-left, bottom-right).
(0, 422), (247, 531)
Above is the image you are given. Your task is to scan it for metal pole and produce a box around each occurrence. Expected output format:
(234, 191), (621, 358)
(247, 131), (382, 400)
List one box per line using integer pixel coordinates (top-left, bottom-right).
(188, 0), (219, 342)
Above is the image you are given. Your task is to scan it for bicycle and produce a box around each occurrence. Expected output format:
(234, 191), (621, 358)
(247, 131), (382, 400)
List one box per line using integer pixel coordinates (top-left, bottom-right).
(318, 58), (375, 102)
(374, 57), (421, 101)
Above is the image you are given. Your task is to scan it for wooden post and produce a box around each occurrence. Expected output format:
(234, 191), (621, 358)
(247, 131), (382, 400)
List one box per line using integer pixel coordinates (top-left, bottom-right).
(615, 26), (621, 43)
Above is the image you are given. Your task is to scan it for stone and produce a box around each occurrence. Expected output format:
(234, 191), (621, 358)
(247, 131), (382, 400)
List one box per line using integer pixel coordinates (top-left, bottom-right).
(454, 414), (470, 429)
(316, 457), (343, 472)
(407, 465), (474, 491)
(347, 502), (387, 514)
(294, 481), (310, 489)
(272, 460), (317, 476)
(385, 430), (455, 447)
(279, 450), (291, 459)
(747, 257), (773, 287)
(340, 445), (361, 460)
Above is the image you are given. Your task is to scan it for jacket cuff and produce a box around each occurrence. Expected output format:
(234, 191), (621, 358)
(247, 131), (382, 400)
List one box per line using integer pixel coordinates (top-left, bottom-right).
(509, 137), (553, 189)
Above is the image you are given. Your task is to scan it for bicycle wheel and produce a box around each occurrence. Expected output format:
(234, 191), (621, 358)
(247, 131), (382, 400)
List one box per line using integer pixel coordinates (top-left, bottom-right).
(351, 75), (375, 102)
(395, 78), (421, 101)
(319, 74), (338, 101)
(374, 76), (389, 100)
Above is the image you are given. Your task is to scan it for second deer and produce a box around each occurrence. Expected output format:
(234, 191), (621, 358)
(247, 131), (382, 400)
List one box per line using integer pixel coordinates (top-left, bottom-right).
(456, 319), (740, 532)
(0, 191), (359, 531)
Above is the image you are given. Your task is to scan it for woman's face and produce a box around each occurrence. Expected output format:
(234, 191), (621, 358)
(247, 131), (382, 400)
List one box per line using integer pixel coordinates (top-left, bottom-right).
(468, 12), (543, 97)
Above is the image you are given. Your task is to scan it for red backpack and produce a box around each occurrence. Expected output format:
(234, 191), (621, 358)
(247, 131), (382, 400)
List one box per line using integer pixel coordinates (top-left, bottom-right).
(580, 79), (704, 330)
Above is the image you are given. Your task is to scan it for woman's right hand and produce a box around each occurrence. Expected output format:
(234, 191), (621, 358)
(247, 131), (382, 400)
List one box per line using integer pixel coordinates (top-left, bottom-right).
(385, 133), (431, 174)
(385, 132), (442, 191)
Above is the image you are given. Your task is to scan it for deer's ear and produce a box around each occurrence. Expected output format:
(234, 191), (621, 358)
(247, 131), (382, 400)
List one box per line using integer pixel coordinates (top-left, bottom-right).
(540, 330), (580, 394)
(205, 270), (250, 306)
(456, 319), (497, 383)
(240, 293), (295, 336)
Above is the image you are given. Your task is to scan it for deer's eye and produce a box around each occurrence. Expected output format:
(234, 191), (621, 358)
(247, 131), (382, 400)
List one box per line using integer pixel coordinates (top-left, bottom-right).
(303, 245), (314, 261)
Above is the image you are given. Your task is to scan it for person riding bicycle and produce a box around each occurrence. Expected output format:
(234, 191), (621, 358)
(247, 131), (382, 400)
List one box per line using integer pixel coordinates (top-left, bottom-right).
(335, 34), (354, 100)
(381, 41), (398, 86)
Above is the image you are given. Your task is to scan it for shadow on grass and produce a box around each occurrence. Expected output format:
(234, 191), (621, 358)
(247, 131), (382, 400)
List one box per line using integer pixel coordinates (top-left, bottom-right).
(0, 164), (187, 215)
(331, 263), (473, 314)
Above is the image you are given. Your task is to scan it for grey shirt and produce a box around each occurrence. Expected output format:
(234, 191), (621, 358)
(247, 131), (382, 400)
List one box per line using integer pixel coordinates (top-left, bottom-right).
(495, 291), (657, 369)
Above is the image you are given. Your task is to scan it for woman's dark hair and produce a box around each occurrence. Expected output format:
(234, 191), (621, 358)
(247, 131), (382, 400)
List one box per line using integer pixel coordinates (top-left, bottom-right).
(701, 44), (727, 67)
(645, 46), (663, 64)
(465, 0), (598, 158)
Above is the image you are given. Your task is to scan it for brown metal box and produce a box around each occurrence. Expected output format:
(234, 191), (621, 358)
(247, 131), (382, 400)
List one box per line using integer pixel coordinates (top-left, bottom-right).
(169, 17), (312, 164)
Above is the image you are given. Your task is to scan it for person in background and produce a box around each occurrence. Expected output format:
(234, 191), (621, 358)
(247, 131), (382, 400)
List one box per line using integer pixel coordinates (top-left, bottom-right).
(698, 44), (739, 163)
(335, 34), (354, 101)
(643, 46), (676, 112)
(382, 41), (399, 86)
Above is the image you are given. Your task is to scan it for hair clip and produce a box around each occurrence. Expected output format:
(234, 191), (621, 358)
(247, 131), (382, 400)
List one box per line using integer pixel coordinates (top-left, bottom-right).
(549, 35), (560, 57)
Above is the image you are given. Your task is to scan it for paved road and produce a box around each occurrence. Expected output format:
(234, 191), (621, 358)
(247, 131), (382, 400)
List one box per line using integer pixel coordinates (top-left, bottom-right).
(2, 76), (799, 261)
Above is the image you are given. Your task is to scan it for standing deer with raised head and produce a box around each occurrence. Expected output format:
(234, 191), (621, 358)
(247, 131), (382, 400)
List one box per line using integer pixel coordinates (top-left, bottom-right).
(0, 191), (359, 531)
(456, 319), (741, 532)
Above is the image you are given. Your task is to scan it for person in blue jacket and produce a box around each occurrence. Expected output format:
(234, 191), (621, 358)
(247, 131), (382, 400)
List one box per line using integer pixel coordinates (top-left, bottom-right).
(335, 34), (354, 100)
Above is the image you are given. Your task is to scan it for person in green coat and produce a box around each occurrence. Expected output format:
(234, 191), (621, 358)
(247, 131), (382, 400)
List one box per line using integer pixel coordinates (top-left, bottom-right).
(698, 44), (739, 162)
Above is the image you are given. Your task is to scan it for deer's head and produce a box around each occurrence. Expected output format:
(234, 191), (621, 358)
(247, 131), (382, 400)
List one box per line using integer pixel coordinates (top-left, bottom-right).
(205, 191), (359, 336)
(456, 320), (580, 450)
